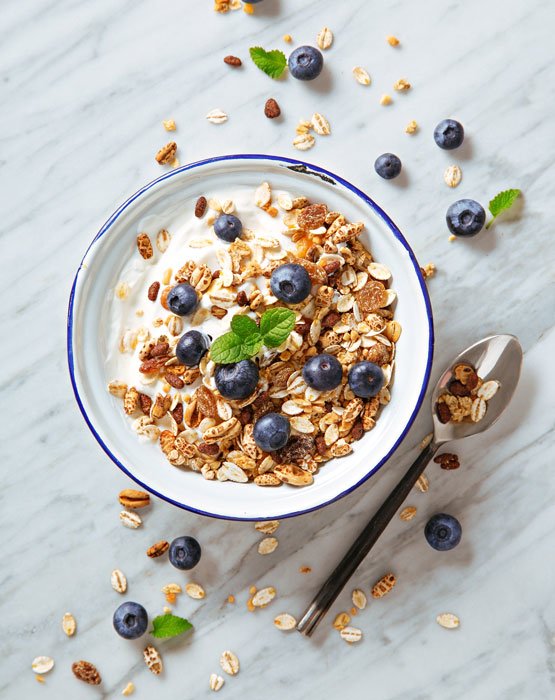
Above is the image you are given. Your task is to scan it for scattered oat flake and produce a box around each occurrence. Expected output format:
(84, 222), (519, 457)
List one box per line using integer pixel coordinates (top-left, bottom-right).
(111, 569), (127, 593)
(380, 94), (392, 106)
(255, 520), (280, 535)
(444, 164), (462, 188)
(311, 112), (331, 135)
(353, 66), (371, 85)
(32, 656), (54, 674)
(332, 611), (351, 630)
(351, 589), (367, 610)
(206, 109), (228, 124)
(122, 681), (135, 696)
(340, 626), (363, 643)
(115, 281), (129, 299)
(119, 510), (142, 528)
(400, 506), (417, 521)
(252, 586), (276, 607)
(436, 612), (460, 629)
(293, 134), (315, 151)
(274, 613), (297, 630)
(477, 380), (499, 400)
(220, 650), (240, 676)
(62, 612), (76, 637)
(415, 473), (429, 492)
(419, 432), (434, 450)
(209, 673), (225, 691)
(387, 35), (400, 46)
(405, 120), (418, 134)
(163, 119), (176, 131)
(258, 537), (279, 555)
(394, 78), (411, 91)
(185, 582), (206, 599)
(317, 26), (333, 50)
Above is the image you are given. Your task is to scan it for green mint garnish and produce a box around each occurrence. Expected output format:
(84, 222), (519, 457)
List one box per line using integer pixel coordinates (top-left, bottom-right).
(210, 308), (296, 364)
(150, 613), (193, 639)
(486, 188), (521, 229)
(249, 47), (287, 79)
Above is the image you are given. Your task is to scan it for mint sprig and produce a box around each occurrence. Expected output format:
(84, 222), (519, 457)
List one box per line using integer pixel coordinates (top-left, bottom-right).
(249, 47), (287, 79)
(486, 188), (521, 229)
(210, 308), (296, 364)
(150, 613), (193, 639)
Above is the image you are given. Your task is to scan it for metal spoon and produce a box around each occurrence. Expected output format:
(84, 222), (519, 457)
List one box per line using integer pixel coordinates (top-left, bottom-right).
(296, 334), (522, 637)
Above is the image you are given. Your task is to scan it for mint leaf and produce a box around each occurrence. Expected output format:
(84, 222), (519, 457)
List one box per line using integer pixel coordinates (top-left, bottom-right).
(249, 47), (287, 79)
(210, 331), (261, 364)
(231, 314), (259, 339)
(151, 613), (193, 639)
(260, 308), (297, 348)
(486, 188), (521, 228)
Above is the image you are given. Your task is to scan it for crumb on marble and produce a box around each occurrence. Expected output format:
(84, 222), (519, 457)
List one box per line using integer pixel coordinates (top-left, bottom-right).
(299, 566), (312, 574)
(386, 35), (400, 46)
(162, 119), (176, 131)
(405, 120), (418, 134)
(393, 78), (411, 91)
(420, 262), (436, 279)
(283, 34), (293, 43)
(380, 94), (392, 106)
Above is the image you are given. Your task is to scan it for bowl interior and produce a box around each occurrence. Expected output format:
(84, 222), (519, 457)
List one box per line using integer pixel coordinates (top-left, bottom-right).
(69, 155), (433, 520)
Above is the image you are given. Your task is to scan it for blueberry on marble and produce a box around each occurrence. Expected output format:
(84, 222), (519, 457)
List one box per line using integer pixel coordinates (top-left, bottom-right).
(113, 601), (148, 640)
(167, 283), (199, 316)
(214, 214), (243, 243)
(302, 353), (343, 391)
(424, 513), (462, 551)
(433, 119), (464, 150)
(348, 361), (385, 398)
(253, 412), (291, 452)
(169, 536), (202, 570)
(176, 330), (210, 367)
(374, 153), (402, 180)
(215, 359), (259, 400)
(270, 263), (311, 304)
(446, 199), (485, 237)
(288, 46), (323, 81)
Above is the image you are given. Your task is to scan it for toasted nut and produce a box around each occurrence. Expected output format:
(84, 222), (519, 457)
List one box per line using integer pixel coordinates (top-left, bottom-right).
(72, 660), (101, 685)
(118, 489), (150, 509)
(148, 281), (160, 301)
(332, 611), (351, 630)
(264, 98), (281, 119)
(371, 573), (397, 598)
(393, 78), (411, 91)
(223, 55), (242, 66)
(147, 540), (169, 558)
(155, 142), (177, 164)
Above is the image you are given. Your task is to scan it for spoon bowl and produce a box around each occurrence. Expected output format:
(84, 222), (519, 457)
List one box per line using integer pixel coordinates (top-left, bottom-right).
(432, 334), (523, 443)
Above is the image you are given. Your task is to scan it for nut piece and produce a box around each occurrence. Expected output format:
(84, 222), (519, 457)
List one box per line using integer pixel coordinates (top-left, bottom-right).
(155, 142), (177, 164)
(163, 119), (176, 131)
(405, 120), (418, 134)
(137, 233), (153, 260)
(223, 55), (242, 66)
(340, 626), (363, 643)
(353, 66), (371, 85)
(143, 645), (163, 675)
(195, 195), (208, 218)
(274, 613), (297, 630)
(254, 520), (280, 535)
(264, 98), (281, 119)
(122, 681), (135, 696)
(444, 164), (462, 188)
(436, 612), (460, 629)
(119, 510), (142, 529)
(209, 673), (225, 691)
(32, 656), (55, 674)
(317, 26), (333, 50)
(72, 660), (102, 685)
(386, 35), (400, 46)
(393, 78), (411, 91)
(220, 650), (240, 676)
(62, 612), (77, 637)
(352, 589), (367, 610)
(399, 506), (417, 521)
(147, 540), (170, 558)
(371, 573), (397, 599)
(258, 537), (279, 555)
(434, 453), (460, 470)
(118, 489), (150, 509)
(185, 582), (206, 599)
(111, 569), (128, 593)
(332, 612), (351, 630)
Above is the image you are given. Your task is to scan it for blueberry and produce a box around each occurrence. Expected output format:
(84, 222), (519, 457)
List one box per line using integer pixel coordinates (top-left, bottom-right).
(446, 199), (485, 237)
(167, 283), (199, 316)
(348, 361), (385, 398)
(270, 263), (311, 304)
(433, 119), (464, 150)
(374, 153), (402, 180)
(176, 330), (210, 367)
(215, 359), (259, 400)
(214, 214), (243, 243)
(113, 601), (148, 640)
(424, 513), (462, 551)
(169, 536), (201, 570)
(253, 413), (290, 452)
(288, 46), (323, 81)
(302, 353), (343, 391)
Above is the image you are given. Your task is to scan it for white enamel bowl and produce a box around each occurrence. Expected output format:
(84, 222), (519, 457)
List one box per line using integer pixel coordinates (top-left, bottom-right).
(68, 155), (433, 521)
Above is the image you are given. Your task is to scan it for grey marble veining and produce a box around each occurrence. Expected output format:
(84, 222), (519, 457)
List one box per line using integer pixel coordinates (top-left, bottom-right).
(1, 0), (555, 697)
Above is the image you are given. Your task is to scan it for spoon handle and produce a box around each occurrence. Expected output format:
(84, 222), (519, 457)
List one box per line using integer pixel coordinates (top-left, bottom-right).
(296, 441), (438, 637)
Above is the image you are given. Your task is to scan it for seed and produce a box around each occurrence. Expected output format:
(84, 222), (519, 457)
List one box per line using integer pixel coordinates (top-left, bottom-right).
(223, 55), (242, 66)
(264, 98), (281, 119)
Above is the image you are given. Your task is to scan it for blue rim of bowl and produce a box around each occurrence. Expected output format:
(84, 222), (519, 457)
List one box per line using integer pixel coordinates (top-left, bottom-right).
(67, 154), (434, 521)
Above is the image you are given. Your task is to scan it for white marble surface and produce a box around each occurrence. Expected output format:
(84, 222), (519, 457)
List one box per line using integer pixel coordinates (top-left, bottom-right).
(2, 0), (555, 697)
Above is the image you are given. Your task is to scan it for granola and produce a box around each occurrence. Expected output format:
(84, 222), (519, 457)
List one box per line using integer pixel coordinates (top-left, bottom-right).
(436, 363), (499, 424)
(107, 183), (399, 487)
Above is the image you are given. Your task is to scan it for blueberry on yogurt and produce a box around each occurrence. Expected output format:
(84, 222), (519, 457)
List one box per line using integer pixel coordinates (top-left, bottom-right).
(167, 283), (199, 316)
(176, 330), (210, 367)
(270, 263), (311, 304)
(214, 214), (243, 243)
